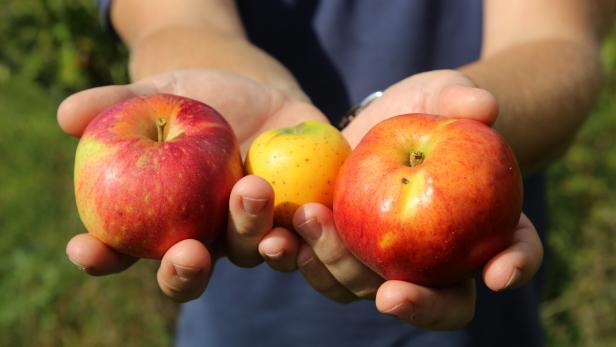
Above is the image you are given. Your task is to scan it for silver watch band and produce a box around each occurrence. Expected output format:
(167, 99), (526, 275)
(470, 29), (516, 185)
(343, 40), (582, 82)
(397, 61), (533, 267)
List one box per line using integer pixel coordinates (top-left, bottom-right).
(337, 91), (384, 130)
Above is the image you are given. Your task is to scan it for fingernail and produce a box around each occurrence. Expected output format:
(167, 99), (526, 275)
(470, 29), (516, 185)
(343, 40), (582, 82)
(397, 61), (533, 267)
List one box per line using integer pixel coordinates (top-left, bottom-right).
(68, 257), (86, 271)
(384, 301), (414, 320)
(264, 251), (284, 261)
(503, 269), (521, 290)
(174, 264), (201, 281)
(242, 196), (268, 215)
(296, 218), (322, 243)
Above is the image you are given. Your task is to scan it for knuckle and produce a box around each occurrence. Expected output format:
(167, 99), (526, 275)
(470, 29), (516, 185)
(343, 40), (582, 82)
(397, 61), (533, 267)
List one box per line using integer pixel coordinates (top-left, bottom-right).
(343, 271), (382, 299)
(298, 252), (360, 304)
(315, 278), (356, 304)
(319, 246), (349, 268)
(353, 287), (377, 300)
(163, 281), (197, 303)
(298, 257), (341, 293)
(231, 219), (266, 239)
(159, 271), (207, 303)
(297, 249), (318, 270)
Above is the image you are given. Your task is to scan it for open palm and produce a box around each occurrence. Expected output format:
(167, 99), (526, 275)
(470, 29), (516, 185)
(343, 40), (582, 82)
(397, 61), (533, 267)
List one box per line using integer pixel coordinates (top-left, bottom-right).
(59, 69), (327, 302)
(342, 69), (498, 147)
(59, 69), (328, 153)
(273, 70), (543, 330)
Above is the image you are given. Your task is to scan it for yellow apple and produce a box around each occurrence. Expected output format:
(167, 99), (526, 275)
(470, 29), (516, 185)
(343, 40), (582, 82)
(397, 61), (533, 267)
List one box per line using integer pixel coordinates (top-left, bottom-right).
(246, 120), (351, 229)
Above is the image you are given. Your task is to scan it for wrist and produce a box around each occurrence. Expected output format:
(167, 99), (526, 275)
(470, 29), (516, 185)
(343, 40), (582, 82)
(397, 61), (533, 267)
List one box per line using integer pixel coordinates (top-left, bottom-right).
(128, 27), (308, 103)
(127, 26), (232, 80)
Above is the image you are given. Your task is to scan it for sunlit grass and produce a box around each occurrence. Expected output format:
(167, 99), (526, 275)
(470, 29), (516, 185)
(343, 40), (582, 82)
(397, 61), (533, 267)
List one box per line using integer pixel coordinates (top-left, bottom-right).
(0, 78), (177, 347)
(542, 29), (616, 347)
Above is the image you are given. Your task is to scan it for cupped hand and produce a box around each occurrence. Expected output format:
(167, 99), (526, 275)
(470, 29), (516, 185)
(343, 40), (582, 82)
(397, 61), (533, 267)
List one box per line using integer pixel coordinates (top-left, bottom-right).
(259, 205), (541, 330)
(60, 69), (327, 302)
(258, 69), (543, 330)
(342, 69), (498, 147)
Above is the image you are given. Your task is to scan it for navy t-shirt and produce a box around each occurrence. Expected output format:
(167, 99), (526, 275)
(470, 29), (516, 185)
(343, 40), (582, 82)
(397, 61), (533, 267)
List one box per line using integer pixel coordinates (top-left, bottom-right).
(98, 1), (547, 346)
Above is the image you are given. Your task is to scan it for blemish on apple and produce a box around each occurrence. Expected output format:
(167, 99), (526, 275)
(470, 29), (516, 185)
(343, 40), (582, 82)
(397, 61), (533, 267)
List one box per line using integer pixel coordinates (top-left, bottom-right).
(104, 167), (119, 183)
(380, 198), (394, 213)
(379, 232), (396, 249)
(136, 154), (148, 168)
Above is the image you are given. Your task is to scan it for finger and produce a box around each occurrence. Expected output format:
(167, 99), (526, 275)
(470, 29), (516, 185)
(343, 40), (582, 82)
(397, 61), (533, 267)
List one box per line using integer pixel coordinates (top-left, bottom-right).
(258, 227), (301, 272)
(225, 175), (275, 267)
(56, 75), (178, 137)
(376, 279), (476, 330)
(66, 233), (138, 275)
(431, 84), (498, 125)
(57, 85), (137, 136)
(296, 243), (356, 303)
(157, 239), (212, 303)
(482, 213), (544, 291)
(294, 203), (384, 299)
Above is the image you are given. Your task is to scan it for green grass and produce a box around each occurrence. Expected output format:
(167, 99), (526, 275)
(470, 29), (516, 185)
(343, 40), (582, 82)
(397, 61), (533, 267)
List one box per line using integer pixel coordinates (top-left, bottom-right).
(0, 78), (177, 347)
(541, 34), (616, 346)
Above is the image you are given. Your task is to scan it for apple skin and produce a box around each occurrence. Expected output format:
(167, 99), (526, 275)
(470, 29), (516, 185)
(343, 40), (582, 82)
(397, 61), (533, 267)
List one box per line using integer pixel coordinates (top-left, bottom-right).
(333, 114), (522, 287)
(74, 93), (243, 259)
(246, 120), (351, 229)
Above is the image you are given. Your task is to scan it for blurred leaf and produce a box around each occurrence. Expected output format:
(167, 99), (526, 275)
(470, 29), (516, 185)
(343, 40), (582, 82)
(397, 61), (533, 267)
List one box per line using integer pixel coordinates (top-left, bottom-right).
(0, 76), (177, 347)
(543, 26), (616, 347)
(0, 2), (174, 346)
(0, 0), (128, 93)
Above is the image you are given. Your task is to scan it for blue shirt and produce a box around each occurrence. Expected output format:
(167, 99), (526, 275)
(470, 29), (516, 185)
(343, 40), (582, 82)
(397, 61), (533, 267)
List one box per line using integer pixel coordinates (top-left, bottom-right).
(99, 1), (546, 346)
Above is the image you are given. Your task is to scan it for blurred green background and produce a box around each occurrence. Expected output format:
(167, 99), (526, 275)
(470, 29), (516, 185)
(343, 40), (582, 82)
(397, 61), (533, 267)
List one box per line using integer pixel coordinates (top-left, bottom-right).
(0, 1), (614, 346)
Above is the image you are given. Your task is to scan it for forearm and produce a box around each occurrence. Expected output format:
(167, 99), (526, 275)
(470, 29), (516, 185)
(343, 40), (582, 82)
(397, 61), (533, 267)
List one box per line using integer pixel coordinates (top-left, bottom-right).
(126, 27), (307, 99)
(110, 0), (306, 100)
(460, 39), (603, 173)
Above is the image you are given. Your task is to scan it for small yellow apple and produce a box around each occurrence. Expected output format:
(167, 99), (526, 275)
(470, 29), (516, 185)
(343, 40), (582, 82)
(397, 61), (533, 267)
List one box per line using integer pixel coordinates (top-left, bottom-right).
(246, 120), (351, 229)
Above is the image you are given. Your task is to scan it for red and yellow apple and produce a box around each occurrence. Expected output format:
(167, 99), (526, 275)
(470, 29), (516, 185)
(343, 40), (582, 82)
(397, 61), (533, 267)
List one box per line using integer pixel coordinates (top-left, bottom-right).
(333, 114), (522, 287)
(246, 120), (351, 229)
(74, 93), (243, 259)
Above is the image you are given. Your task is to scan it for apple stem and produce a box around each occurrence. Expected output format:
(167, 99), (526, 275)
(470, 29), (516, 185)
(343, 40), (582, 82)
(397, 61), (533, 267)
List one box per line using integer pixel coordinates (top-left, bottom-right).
(156, 118), (167, 143)
(409, 151), (425, 167)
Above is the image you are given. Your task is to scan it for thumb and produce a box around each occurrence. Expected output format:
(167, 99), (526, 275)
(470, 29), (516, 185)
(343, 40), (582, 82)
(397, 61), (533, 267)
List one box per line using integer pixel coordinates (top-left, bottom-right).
(429, 84), (498, 126)
(57, 85), (137, 137)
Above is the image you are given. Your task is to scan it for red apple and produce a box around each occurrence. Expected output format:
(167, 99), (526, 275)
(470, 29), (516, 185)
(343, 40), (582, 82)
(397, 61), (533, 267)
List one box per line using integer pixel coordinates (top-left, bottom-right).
(74, 93), (243, 259)
(333, 114), (522, 287)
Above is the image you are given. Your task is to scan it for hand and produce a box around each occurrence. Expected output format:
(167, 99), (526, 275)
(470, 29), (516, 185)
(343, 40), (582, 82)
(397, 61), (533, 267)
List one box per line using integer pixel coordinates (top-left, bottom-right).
(257, 69), (543, 330)
(342, 69), (499, 147)
(60, 69), (327, 302)
(287, 206), (541, 330)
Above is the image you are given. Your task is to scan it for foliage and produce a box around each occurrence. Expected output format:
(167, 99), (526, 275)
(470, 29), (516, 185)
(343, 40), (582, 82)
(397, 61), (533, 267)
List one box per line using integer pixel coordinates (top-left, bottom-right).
(0, 1), (176, 347)
(0, 0), (128, 93)
(542, 28), (616, 347)
(0, 73), (177, 347)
